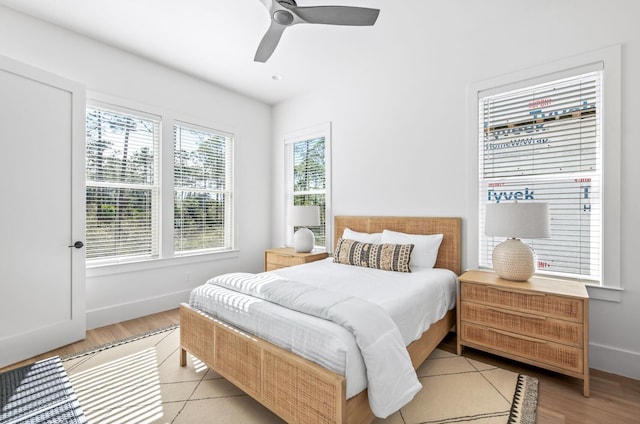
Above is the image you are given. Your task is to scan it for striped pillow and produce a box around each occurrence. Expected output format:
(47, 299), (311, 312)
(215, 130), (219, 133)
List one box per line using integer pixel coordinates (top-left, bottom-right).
(333, 238), (413, 273)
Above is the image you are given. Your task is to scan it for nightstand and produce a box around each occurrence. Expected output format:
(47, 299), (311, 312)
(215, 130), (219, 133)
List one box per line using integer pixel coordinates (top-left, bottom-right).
(264, 247), (328, 271)
(457, 270), (590, 396)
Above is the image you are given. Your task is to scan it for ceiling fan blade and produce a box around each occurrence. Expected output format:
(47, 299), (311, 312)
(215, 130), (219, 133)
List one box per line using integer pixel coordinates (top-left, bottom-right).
(292, 6), (380, 26)
(254, 22), (287, 62)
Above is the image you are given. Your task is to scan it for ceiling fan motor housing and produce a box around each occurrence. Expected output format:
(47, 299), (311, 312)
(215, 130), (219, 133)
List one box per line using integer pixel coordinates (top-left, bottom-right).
(273, 9), (294, 25)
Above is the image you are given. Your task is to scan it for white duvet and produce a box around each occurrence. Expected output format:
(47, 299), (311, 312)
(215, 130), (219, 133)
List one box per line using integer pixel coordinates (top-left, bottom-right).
(210, 272), (422, 418)
(189, 258), (457, 417)
(273, 259), (457, 345)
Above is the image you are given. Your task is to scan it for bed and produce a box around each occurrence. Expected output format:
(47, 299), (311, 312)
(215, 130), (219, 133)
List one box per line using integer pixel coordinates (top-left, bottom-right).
(179, 216), (461, 424)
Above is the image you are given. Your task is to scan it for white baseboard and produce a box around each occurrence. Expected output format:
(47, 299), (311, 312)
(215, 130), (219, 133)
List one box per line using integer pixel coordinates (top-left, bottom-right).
(589, 342), (640, 380)
(86, 290), (190, 330)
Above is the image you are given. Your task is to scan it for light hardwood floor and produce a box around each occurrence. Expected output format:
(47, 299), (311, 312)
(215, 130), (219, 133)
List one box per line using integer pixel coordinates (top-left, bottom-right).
(3, 308), (639, 423)
(0, 308), (180, 373)
(440, 333), (639, 424)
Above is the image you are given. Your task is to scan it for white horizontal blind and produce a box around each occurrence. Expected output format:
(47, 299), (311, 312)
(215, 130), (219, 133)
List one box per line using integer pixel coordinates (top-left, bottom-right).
(174, 123), (233, 253)
(86, 106), (160, 261)
(479, 71), (602, 282)
(287, 137), (326, 248)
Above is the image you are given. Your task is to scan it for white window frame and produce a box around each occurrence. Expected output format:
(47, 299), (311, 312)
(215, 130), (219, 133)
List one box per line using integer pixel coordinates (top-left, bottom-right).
(284, 122), (332, 251)
(86, 93), (238, 276)
(173, 120), (234, 255)
(85, 101), (161, 265)
(467, 45), (622, 301)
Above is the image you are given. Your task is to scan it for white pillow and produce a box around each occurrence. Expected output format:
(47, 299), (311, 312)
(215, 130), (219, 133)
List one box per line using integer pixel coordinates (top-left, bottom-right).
(381, 229), (443, 268)
(342, 227), (383, 244)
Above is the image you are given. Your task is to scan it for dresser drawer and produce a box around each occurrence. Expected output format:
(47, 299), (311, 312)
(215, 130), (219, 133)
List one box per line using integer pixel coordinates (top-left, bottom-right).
(266, 253), (306, 268)
(264, 248), (328, 272)
(460, 282), (583, 322)
(461, 302), (583, 347)
(265, 263), (287, 271)
(460, 322), (584, 373)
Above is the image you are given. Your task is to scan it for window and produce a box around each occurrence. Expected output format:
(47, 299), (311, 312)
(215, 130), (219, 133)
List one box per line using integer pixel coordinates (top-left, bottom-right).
(86, 101), (236, 266)
(285, 123), (331, 250)
(174, 123), (234, 254)
(478, 70), (602, 283)
(86, 105), (160, 262)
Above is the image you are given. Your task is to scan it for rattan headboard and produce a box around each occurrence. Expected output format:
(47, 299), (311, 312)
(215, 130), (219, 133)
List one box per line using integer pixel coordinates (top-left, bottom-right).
(333, 216), (462, 275)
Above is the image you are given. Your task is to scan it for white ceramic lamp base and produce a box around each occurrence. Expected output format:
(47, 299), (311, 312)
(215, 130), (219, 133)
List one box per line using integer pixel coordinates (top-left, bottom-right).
(492, 238), (536, 282)
(293, 227), (315, 253)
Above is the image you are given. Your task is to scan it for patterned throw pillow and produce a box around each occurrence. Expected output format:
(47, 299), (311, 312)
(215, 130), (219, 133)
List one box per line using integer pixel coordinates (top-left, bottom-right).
(333, 238), (414, 272)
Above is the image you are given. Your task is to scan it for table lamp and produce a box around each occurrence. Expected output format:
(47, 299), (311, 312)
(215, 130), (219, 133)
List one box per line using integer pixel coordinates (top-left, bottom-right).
(485, 202), (550, 281)
(290, 205), (320, 253)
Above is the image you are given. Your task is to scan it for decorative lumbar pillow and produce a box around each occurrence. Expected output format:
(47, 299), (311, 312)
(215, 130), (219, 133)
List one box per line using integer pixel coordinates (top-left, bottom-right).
(381, 230), (443, 268)
(333, 238), (413, 272)
(342, 227), (383, 244)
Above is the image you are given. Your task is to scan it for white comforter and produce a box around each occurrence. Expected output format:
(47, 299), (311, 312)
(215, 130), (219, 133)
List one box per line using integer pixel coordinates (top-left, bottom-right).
(209, 272), (422, 418)
(273, 258), (457, 345)
(189, 259), (457, 417)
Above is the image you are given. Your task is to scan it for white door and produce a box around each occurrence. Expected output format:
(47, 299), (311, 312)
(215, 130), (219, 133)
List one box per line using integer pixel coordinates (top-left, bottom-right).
(0, 55), (86, 368)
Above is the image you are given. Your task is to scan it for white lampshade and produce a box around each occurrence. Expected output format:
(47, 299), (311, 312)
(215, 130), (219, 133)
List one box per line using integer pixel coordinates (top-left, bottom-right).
(485, 202), (550, 282)
(289, 206), (320, 253)
(289, 205), (320, 227)
(485, 202), (550, 239)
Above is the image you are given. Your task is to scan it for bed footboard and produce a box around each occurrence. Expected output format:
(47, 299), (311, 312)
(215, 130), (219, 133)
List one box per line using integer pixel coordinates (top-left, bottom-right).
(180, 303), (455, 424)
(179, 303), (347, 423)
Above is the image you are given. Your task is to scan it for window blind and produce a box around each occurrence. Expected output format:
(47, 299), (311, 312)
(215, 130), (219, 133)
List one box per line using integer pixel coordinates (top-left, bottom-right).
(174, 123), (234, 253)
(289, 137), (326, 247)
(479, 71), (602, 282)
(86, 106), (160, 261)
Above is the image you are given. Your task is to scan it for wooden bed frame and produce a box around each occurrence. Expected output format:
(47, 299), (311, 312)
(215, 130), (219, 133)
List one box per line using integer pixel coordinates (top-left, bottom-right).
(180, 216), (461, 424)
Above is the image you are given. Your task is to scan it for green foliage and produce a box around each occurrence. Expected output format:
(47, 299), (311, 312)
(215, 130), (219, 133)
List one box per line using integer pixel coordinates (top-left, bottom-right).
(174, 192), (228, 251)
(293, 137), (325, 192)
(292, 137), (327, 247)
(86, 110), (234, 260)
(98, 204), (116, 221)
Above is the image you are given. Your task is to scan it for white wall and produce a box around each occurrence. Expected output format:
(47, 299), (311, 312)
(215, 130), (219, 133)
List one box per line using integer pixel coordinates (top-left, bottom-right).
(0, 6), (272, 329)
(272, 0), (640, 379)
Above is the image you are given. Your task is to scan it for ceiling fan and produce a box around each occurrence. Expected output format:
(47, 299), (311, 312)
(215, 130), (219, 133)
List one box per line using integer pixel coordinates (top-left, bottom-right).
(254, 0), (380, 62)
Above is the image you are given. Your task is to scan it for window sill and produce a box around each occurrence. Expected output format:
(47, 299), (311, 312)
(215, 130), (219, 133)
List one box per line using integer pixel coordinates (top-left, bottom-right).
(585, 283), (623, 303)
(535, 272), (624, 302)
(87, 249), (240, 278)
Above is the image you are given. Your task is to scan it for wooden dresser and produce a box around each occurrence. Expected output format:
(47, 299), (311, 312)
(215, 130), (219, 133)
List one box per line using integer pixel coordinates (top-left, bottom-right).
(457, 270), (590, 396)
(264, 247), (328, 271)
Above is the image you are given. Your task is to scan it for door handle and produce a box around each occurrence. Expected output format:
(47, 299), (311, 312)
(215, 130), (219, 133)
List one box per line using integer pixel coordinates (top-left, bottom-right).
(68, 241), (84, 249)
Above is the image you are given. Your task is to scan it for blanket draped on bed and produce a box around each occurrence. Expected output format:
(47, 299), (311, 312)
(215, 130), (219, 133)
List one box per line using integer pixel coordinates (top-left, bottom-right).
(208, 272), (422, 419)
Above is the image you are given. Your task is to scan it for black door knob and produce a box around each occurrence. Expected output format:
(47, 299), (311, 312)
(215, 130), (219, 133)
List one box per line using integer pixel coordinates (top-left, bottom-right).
(69, 241), (84, 249)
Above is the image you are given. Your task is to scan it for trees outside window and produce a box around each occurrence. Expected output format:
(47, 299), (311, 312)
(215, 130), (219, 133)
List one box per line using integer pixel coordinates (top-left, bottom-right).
(285, 123), (331, 250)
(174, 124), (233, 253)
(86, 104), (234, 265)
(86, 106), (159, 261)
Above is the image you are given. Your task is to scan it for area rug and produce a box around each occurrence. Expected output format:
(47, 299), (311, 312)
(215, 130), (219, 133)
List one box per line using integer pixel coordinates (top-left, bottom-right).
(61, 326), (538, 424)
(0, 356), (87, 424)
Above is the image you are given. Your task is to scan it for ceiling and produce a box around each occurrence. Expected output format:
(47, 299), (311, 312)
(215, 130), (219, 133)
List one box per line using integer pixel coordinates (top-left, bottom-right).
(0, 0), (388, 104)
